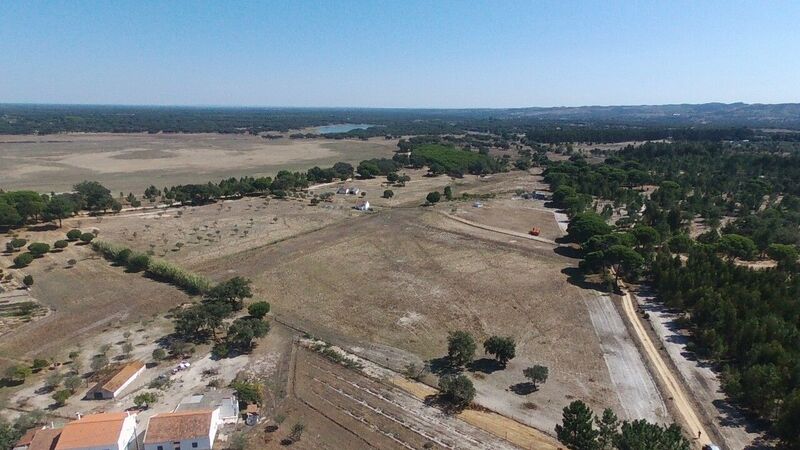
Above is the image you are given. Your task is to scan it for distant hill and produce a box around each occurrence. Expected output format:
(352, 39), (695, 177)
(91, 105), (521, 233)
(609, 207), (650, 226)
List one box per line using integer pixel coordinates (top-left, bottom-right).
(500, 103), (800, 127)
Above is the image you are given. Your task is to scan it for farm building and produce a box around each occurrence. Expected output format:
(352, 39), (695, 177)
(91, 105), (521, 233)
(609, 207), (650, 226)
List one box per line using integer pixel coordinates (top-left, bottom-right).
(143, 409), (220, 450)
(86, 360), (145, 400)
(13, 427), (61, 450)
(355, 200), (370, 211)
(175, 388), (239, 424)
(336, 187), (351, 194)
(53, 412), (138, 450)
(348, 187), (361, 195)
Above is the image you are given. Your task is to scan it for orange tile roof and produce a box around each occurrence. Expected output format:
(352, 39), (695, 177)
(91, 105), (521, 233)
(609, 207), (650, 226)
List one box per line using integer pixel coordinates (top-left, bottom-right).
(144, 410), (213, 443)
(27, 428), (62, 450)
(98, 360), (145, 393)
(16, 428), (39, 446)
(54, 412), (130, 450)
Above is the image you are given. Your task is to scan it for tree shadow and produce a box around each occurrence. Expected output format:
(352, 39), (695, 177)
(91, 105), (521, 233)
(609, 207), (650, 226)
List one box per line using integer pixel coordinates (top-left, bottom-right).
(0, 378), (24, 388)
(26, 223), (59, 232)
(562, 267), (611, 292)
(510, 382), (538, 395)
(467, 358), (503, 374)
(423, 393), (465, 415)
(553, 245), (581, 259)
(428, 357), (461, 376)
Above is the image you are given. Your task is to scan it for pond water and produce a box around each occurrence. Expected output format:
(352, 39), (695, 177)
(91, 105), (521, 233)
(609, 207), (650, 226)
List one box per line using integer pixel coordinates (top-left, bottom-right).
(316, 123), (376, 134)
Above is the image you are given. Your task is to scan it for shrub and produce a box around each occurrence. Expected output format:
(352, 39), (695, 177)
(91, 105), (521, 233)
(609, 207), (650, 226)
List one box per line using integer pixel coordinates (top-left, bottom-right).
(92, 241), (131, 262)
(22, 275), (34, 287)
(152, 348), (167, 362)
(54, 240), (69, 250)
(146, 258), (211, 294)
(66, 229), (82, 241)
(383, 189), (394, 199)
(14, 252), (34, 267)
(10, 238), (27, 250)
(231, 380), (263, 405)
(426, 191), (441, 204)
(32, 358), (49, 370)
(67, 259), (77, 267)
(248, 301), (271, 319)
(126, 253), (151, 273)
(27, 242), (50, 257)
(52, 389), (71, 407)
(64, 375), (82, 392)
(79, 233), (95, 243)
(133, 391), (159, 409)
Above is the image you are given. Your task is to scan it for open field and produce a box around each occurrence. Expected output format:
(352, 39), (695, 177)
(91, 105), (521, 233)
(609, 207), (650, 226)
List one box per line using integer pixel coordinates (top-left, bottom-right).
(195, 200), (629, 433)
(0, 133), (397, 194)
(0, 166), (690, 445)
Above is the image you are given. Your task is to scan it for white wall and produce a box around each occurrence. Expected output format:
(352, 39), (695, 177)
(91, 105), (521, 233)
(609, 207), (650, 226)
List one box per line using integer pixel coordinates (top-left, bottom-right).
(143, 409), (219, 450)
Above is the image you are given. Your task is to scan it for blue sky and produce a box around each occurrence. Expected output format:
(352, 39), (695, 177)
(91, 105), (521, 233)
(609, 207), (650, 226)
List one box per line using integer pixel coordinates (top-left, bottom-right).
(1, 1), (798, 108)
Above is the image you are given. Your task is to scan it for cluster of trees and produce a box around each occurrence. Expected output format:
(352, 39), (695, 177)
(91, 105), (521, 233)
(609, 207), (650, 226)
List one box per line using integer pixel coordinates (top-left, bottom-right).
(0, 180), (118, 229)
(651, 248), (800, 446)
(356, 158), (401, 178)
(438, 331), (547, 410)
(7, 229), (94, 268)
(526, 126), (754, 144)
(555, 400), (690, 450)
(173, 277), (270, 357)
(393, 143), (506, 177)
(550, 141), (800, 446)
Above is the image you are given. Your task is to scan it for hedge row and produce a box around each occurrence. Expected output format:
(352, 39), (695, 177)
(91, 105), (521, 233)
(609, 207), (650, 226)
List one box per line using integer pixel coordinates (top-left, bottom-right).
(91, 240), (211, 295)
(146, 258), (211, 295)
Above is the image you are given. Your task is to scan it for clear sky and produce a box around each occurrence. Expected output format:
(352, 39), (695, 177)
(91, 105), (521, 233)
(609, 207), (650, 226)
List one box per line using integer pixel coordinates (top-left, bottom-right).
(1, 1), (798, 108)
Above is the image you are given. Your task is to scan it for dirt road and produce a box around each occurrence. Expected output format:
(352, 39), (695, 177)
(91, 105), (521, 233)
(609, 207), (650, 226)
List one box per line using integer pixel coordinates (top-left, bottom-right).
(438, 211), (558, 245)
(618, 282), (712, 448)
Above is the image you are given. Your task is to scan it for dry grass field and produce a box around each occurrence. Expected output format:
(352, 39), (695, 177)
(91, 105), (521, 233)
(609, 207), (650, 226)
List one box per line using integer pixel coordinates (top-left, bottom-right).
(193, 201), (625, 433)
(0, 156), (673, 444)
(0, 133), (397, 194)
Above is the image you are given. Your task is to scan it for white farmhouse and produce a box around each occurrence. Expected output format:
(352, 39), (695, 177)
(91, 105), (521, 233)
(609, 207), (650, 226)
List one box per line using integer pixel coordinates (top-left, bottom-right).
(54, 412), (138, 450)
(86, 360), (145, 400)
(143, 409), (220, 450)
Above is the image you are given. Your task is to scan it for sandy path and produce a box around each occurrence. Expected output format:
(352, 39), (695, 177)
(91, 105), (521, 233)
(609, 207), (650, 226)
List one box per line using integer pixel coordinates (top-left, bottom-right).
(618, 281), (711, 448)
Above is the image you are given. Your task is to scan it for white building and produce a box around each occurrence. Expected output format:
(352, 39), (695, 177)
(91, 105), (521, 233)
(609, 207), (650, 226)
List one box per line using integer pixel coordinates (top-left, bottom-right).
(175, 389), (239, 424)
(54, 412), (137, 450)
(144, 409), (220, 450)
(355, 200), (370, 211)
(86, 360), (145, 400)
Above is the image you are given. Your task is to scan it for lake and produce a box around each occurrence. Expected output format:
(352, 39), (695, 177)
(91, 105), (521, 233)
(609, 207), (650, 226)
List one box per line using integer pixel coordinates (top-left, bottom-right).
(316, 123), (376, 134)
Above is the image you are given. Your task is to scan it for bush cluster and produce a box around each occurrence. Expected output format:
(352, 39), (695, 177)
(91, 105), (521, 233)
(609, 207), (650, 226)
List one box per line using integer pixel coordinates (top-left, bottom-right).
(146, 258), (211, 295)
(92, 240), (211, 294)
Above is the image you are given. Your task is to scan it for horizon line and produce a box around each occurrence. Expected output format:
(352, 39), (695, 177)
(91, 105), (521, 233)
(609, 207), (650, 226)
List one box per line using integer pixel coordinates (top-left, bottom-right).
(1, 100), (794, 111)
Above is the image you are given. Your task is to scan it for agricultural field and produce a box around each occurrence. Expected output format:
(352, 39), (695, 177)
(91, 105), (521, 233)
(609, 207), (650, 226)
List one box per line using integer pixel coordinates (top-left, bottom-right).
(0, 133), (397, 194)
(0, 159), (675, 447)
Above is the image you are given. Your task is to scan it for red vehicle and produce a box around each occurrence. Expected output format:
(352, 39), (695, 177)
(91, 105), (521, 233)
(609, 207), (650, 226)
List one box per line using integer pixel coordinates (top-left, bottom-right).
(529, 227), (541, 236)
